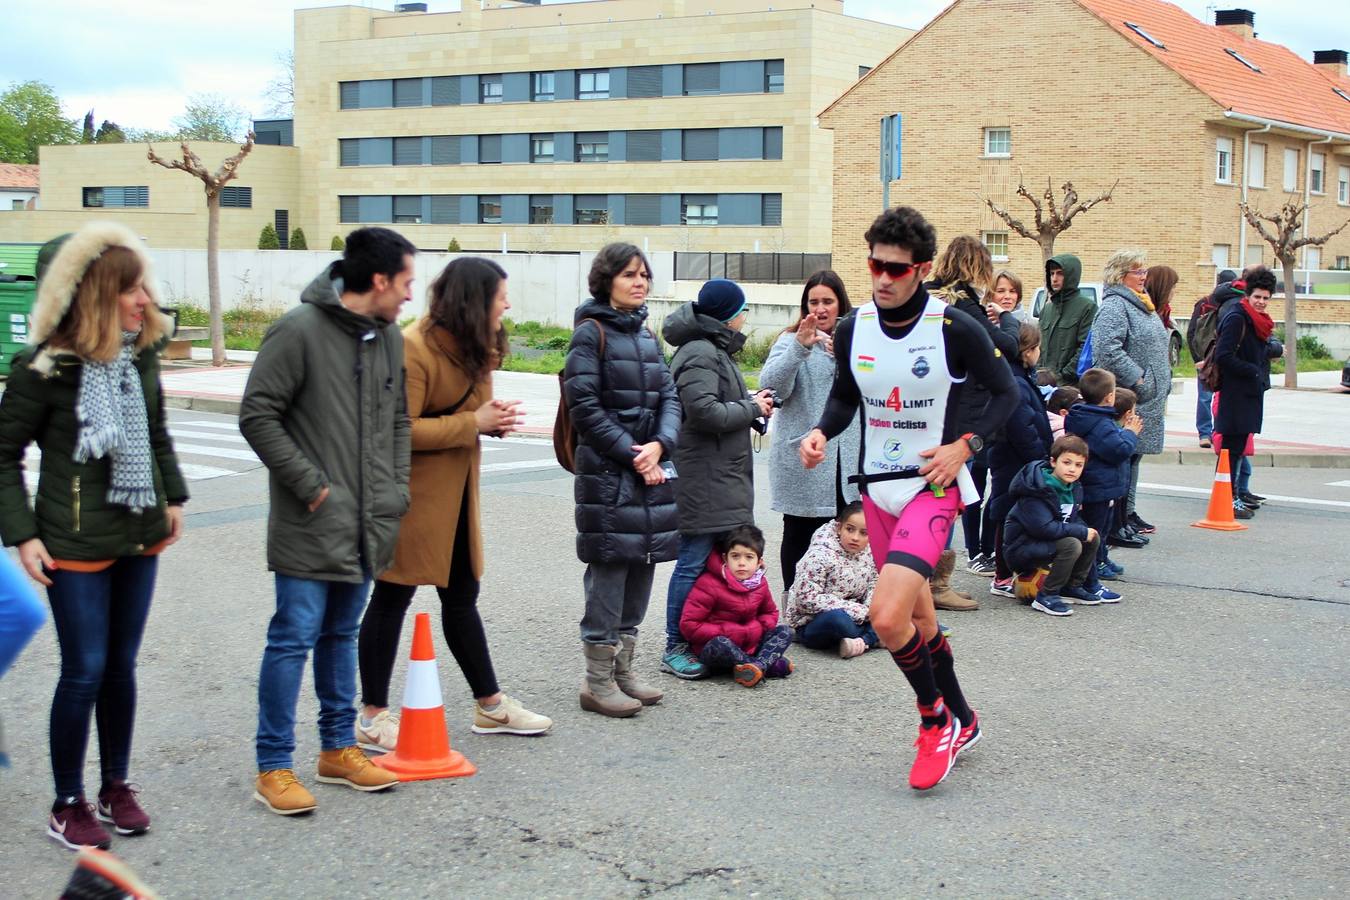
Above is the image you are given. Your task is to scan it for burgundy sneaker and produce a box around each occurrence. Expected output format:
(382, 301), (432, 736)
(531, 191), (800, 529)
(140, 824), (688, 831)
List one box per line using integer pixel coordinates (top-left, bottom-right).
(97, 782), (150, 835)
(48, 799), (112, 851)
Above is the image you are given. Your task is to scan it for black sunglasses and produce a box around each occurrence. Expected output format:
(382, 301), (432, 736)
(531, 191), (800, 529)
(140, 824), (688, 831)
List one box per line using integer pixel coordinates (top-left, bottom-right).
(867, 256), (921, 279)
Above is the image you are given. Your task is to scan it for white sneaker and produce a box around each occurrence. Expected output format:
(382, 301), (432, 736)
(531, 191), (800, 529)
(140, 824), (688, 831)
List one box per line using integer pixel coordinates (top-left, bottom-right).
(354, 709), (399, 753)
(471, 695), (553, 736)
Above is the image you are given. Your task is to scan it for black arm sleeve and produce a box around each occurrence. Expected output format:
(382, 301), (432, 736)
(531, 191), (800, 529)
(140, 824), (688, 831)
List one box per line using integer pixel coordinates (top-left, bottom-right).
(813, 314), (860, 440)
(943, 307), (1018, 442)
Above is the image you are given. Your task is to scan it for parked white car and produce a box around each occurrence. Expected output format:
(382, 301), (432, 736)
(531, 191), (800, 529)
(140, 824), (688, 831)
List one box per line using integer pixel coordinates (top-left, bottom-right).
(1030, 280), (1183, 366)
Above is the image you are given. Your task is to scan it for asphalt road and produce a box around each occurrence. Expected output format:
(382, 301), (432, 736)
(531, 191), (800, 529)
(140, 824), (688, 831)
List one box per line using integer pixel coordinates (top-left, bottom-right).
(1, 410), (1347, 898)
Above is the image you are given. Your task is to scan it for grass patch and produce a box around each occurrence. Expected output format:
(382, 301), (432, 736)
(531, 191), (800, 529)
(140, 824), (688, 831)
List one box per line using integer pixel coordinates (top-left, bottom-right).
(1173, 344), (1341, 379)
(173, 302), (284, 352)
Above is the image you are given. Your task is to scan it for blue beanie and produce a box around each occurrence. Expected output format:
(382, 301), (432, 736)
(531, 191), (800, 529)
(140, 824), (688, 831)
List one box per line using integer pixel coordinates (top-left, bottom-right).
(694, 278), (747, 323)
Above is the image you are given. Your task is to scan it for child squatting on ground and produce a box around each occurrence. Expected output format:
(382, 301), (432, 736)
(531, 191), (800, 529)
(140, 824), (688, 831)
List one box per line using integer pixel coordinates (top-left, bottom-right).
(1001, 435), (1104, 617)
(678, 525), (794, 687)
(786, 502), (880, 659)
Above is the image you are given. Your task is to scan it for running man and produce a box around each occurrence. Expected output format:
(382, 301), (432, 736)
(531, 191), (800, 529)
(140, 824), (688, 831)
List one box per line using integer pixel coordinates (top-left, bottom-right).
(800, 207), (1017, 790)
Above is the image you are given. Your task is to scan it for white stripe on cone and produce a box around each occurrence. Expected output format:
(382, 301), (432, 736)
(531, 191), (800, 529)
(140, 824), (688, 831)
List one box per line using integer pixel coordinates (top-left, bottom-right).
(402, 659), (442, 711)
(1215, 473), (1231, 483)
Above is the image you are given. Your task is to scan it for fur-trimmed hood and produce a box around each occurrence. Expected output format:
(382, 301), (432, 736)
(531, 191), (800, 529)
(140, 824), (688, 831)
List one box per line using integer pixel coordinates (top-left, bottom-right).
(30, 221), (168, 346)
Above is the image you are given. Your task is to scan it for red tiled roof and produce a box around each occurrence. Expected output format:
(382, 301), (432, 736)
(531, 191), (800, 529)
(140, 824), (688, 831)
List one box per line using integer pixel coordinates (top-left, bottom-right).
(1078, 0), (1350, 135)
(0, 163), (40, 190)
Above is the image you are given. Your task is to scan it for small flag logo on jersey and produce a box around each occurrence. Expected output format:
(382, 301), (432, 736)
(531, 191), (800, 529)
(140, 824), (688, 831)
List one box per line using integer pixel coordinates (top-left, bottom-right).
(860, 309), (877, 319)
(857, 355), (876, 371)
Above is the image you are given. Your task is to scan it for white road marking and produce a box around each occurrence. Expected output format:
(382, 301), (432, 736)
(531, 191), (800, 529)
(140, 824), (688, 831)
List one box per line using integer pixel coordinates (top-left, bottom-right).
(168, 429), (251, 444)
(179, 463), (241, 480)
(1140, 482), (1350, 509)
(169, 442), (260, 462)
(480, 459), (562, 475)
(176, 420), (242, 430)
(1326, 480), (1350, 488)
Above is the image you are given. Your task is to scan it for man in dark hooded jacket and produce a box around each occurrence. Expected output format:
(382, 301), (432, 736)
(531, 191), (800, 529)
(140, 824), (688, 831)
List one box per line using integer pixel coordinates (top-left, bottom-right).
(1038, 254), (1096, 386)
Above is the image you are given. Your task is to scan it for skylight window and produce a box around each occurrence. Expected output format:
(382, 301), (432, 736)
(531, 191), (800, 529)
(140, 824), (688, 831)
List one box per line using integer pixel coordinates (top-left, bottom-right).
(1124, 22), (1166, 49)
(1225, 48), (1262, 72)
(1334, 87), (1350, 104)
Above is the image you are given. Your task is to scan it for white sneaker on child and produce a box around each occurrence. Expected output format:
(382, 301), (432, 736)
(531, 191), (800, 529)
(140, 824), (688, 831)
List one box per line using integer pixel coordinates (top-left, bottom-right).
(838, 637), (867, 659)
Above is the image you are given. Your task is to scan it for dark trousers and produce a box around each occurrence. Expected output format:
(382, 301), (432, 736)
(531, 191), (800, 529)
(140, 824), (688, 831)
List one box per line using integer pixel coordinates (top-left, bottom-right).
(780, 514), (832, 593)
(46, 555), (157, 798)
(581, 560), (655, 646)
(358, 499), (498, 706)
(961, 449), (990, 557)
(1225, 434), (1251, 501)
(986, 463), (1017, 579)
(796, 609), (878, 649)
(1042, 534), (1101, 594)
(1082, 500), (1114, 569)
(698, 625), (794, 674)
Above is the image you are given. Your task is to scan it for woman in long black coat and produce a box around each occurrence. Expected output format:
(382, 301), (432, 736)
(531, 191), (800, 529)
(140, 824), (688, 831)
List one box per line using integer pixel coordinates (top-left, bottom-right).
(1214, 267), (1280, 518)
(563, 243), (681, 718)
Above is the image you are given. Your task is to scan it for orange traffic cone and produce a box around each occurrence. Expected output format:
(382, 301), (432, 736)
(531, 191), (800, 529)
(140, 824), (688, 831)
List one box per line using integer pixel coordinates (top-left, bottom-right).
(1192, 451), (1248, 532)
(372, 612), (476, 781)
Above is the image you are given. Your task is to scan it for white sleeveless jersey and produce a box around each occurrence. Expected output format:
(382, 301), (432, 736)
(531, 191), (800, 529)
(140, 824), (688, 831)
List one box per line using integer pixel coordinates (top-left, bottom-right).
(850, 297), (980, 514)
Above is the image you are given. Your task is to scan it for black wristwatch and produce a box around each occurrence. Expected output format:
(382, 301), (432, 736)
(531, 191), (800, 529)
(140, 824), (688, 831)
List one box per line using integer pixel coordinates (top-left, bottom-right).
(961, 432), (984, 454)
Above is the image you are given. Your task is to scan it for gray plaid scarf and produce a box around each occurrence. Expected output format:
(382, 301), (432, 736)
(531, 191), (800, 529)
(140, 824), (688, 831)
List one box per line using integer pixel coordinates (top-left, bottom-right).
(74, 334), (156, 511)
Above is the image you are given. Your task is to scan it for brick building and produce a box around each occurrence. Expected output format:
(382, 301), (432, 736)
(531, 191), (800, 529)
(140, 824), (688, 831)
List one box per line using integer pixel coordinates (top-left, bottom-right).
(820, 0), (1350, 325)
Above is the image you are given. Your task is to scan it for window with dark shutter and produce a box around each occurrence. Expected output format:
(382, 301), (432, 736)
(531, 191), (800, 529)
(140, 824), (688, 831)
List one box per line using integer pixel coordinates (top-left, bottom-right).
(82, 187), (104, 208)
(765, 60), (784, 93)
(430, 195), (459, 224)
(430, 136), (461, 165)
(479, 135), (502, 164)
(626, 194), (661, 226)
(574, 195), (609, 224)
(340, 139), (360, 166)
(220, 186), (252, 208)
(684, 63), (720, 95)
(762, 194), (782, 226)
(627, 66), (662, 98)
(393, 78), (423, 107)
(340, 196), (360, 222)
(340, 82), (360, 109)
(274, 210), (289, 247)
(764, 127), (783, 160)
(393, 137), (423, 166)
(479, 195), (502, 224)
(393, 195), (423, 224)
(431, 77), (459, 106)
(529, 195), (554, 224)
(626, 130), (662, 162)
(682, 129), (718, 161)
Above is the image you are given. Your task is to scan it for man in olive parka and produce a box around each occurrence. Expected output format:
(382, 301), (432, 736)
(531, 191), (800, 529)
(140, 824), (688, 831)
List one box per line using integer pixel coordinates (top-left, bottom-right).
(1038, 253), (1096, 386)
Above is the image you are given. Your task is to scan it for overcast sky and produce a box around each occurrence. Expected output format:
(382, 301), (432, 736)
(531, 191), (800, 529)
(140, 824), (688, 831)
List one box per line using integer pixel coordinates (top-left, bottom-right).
(2, 1), (1345, 132)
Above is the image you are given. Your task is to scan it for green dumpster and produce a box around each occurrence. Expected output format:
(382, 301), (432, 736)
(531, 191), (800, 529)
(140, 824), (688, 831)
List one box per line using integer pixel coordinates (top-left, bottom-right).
(0, 243), (41, 377)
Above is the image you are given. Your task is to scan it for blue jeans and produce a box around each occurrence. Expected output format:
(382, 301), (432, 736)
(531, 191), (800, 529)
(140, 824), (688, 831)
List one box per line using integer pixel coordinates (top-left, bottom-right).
(665, 533), (716, 651)
(46, 555), (157, 797)
(1235, 456), (1253, 497)
(1196, 379), (1214, 440)
(256, 573), (371, 771)
(0, 554), (45, 679)
(797, 608), (878, 650)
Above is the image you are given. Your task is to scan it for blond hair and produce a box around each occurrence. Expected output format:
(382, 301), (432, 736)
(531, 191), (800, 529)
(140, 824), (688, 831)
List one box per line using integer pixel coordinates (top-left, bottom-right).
(991, 268), (1023, 304)
(929, 235), (993, 294)
(1102, 249), (1148, 286)
(48, 246), (167, 361)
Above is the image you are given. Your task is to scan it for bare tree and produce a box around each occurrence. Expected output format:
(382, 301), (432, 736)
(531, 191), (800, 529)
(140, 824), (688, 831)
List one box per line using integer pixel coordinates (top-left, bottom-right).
(1239, 198), (1350, 387)
(984, 175), (1118, 263)
(147, 133), (256, 365)
(263, 51), (295, 118)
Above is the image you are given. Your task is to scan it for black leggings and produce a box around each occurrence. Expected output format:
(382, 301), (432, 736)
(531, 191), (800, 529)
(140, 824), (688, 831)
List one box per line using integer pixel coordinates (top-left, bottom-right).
(358, 500), (499, 706)
(1225, 434), (1251, 498)
(961, 450), (990, 557)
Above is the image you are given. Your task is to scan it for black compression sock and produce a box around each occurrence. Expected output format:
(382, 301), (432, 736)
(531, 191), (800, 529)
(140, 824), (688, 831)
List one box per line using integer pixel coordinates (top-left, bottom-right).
(927, 632), (972, 727)
(891, 631), (942, 720)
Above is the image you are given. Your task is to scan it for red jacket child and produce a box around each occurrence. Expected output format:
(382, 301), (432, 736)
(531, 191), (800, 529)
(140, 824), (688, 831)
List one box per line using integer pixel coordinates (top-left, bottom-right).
(679, 549), (779, 656)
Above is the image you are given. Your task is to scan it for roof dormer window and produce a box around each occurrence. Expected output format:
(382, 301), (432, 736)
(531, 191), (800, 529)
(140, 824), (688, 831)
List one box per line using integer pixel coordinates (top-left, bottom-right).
(1225, 48), (1262, 72)
(1124, 22), (1166, 49)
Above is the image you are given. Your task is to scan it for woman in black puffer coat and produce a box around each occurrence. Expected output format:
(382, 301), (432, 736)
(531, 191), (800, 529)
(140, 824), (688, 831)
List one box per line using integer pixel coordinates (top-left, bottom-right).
(563, 243), (681, 717)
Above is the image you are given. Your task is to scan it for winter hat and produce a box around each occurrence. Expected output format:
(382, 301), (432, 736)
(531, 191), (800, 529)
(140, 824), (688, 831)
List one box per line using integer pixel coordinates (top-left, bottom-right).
(1216, 269), (1236, 286)
(694, 278), (747, 323)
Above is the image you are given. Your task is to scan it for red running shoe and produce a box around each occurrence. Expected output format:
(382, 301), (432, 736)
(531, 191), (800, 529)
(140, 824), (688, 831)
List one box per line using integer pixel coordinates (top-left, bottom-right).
(48, 799), (112, 851)
(97, 782), (150, 835)
(909, 704), (960, 791)
(955, 711), (982, 759)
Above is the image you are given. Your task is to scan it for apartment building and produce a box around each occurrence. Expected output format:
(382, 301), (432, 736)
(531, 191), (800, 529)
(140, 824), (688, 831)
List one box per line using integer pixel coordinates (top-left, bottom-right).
(820, 0), (1350, 319)
(0, 0), (911, 253)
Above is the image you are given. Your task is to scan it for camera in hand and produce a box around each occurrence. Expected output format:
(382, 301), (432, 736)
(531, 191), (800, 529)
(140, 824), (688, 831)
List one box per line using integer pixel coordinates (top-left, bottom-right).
(750, 390), (782, 435)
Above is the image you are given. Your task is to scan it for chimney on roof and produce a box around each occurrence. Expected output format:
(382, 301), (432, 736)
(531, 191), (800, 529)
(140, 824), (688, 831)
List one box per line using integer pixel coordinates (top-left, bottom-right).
(1215, 9), (1255, 42)
(1314, 49), (1348, 78)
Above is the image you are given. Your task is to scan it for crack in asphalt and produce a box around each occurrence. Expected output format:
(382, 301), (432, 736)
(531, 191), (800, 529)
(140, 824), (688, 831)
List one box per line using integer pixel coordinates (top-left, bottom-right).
(1124, 577), (1350, 607)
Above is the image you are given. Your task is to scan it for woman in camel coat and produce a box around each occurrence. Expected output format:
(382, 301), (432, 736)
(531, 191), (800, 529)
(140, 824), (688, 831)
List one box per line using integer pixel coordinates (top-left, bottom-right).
(355, 257), (552, 748)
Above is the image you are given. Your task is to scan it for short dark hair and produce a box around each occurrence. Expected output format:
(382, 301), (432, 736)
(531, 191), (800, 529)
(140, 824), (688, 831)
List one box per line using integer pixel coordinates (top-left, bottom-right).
(836, 500), (864, 522)
(342, 227), (416, 294)
(788, 270), (851, 332)
(1051, 434), (1089, 461)
(423, 257), (510, 380)
(1245, 266), (1277, 295)
(1017, 321), (1042, 360)
(718, 524), (765, 559)
(588, 242), (652, 303)
(1047, 386), (1080, 415)
(1078, 367), (1116, 405)
(1037, 369), (1059, 388)
(1113, 386), (1137, 418)
(864, 206), (937, 262)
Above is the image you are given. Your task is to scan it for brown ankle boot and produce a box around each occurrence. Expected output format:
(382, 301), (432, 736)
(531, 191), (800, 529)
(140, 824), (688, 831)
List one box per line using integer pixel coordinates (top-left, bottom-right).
(931, 549), (979, 610)
(614, 635), (664, 705)
(579, 643), (642, 718)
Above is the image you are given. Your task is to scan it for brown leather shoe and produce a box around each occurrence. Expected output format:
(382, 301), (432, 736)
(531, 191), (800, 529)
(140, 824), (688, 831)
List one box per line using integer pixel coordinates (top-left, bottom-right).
(316, 747), (399, 792)
(254, 769), (317, 816)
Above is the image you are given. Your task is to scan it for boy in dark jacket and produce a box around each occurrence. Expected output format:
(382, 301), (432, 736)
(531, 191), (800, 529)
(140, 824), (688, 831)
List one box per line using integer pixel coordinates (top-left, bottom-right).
(1064, 368), (1141, 591)
(679, 526), (793, 687)
(1002, 436), (1103, 616)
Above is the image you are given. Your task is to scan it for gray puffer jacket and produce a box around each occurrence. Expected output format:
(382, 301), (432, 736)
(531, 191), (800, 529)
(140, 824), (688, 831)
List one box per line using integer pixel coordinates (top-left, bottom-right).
(758, 331), (859, 517)
(661, 303), (757, 535)
(240, 263), (411, 582)
(1090, 284), (1173, 455)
